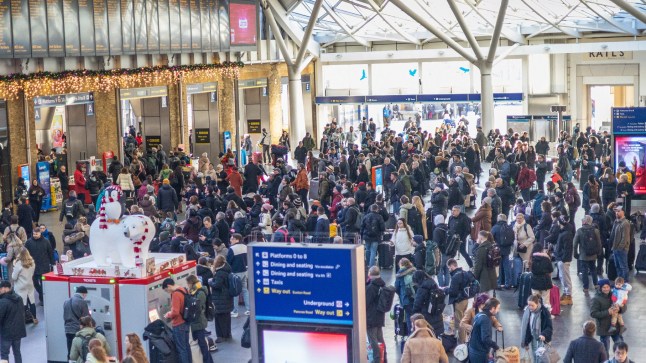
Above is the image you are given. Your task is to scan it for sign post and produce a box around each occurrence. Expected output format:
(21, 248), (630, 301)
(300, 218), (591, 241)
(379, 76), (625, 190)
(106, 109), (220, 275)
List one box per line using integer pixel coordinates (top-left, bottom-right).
(37, 161), (52, 211)
(248, 243), (366, 363)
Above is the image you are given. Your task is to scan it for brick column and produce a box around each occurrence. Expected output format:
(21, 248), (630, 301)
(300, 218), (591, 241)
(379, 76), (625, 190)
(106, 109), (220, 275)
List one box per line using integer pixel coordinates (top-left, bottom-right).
(219, 76), (235, 151)
(7, 95), (27, 185)
(168, 83), (182, 150)
(95, 90), (120, 157)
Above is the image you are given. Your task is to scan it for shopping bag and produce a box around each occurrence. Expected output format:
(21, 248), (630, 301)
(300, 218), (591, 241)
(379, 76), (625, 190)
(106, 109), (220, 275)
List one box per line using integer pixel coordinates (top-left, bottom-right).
(519, 347), (531, 363)
(454, 343), (468, 361)
(534, 342), (560, 363)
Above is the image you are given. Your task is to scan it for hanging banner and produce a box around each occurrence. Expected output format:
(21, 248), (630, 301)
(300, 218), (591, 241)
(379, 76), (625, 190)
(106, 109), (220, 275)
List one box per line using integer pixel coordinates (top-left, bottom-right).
(223, 131), (231, 152)
(37, 161), (53, 211)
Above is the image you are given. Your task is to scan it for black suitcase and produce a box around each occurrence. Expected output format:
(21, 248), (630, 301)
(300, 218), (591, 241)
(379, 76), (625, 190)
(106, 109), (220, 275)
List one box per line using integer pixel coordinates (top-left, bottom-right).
(393, 304), (408, 339)
(607, 255), (617, 280)
(378, 242), (394, 269)
(517, 272), (532, 309)
(635, 243), (646, 274)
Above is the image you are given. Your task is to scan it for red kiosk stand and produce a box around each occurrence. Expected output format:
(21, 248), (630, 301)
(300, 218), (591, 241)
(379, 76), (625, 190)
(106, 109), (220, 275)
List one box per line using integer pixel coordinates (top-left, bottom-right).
(43, 257), (196, 362)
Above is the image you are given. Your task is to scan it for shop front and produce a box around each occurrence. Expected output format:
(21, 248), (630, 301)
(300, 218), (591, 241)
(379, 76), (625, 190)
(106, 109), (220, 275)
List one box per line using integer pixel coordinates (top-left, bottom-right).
(119, 86), (171, 159)
(187, 82), (220, 159)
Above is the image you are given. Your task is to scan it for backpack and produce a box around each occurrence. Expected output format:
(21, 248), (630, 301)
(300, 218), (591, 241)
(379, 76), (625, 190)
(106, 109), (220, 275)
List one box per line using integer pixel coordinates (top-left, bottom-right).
(353, 207), (363, 231)
(200, 288), (216, 321)
(457, 176), (470, 196)
(509, 163), (520, 180)
(228, 273), (243, 297)
(426, 287), (446, 316)
(462, 271), (480, 299)
(80, 332), (98, 361)
(581, 227), (601, 256)
(275, 227), (295, 243)
(486, 244), (502, 268)
(425, 240), (440, 276)
(527, 169), (537, 184)
(5, 226), (24, 246)
(65, 201), (76, 219)
(377, 285), (396, 313)
(175, 290), (200, 323)
(406, 207), (422, 233)
(500, 224), (515, 248)
(445, 234), (462, 258)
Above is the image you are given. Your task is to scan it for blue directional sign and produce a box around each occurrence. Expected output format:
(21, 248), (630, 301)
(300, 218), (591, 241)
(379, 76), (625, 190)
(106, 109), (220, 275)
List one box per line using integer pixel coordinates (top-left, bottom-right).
(365, 95), (417, 103)
(507, 115), (532, 122)
(417, 93), (469, 102)
(251, 245), (355, 325)
(315, 96), (366, 104)
(612, 107), (646, 135)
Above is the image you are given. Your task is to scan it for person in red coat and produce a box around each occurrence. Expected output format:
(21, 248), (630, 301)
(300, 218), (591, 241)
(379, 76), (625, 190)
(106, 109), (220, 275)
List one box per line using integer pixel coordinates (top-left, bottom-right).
(74, 163), (88, 205)
(226, 167), (243, 197)
(517, 162), (536, 203)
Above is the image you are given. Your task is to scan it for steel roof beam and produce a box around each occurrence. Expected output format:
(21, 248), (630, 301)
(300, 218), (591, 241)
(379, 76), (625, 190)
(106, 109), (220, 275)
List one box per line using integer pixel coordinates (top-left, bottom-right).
(365, 0), (422, 45)
(487, 0), (509, 62)
(579, 0), (639, 35)
(447, 0), (484, 60)
(463, 0), (527, 44)
(295, 0), (323, 66)
(321, 1), (372, 46)
(390, 0), (478, 63)
(520, 0), (582, 38)
(415, 0), (468, 42)
(608, 0), (646, 30)
(265, 0), (320, 57)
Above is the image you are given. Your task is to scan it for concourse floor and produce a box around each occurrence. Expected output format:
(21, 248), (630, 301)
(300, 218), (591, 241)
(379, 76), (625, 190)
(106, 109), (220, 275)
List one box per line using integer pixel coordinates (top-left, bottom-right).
(20, 167), (646, 363)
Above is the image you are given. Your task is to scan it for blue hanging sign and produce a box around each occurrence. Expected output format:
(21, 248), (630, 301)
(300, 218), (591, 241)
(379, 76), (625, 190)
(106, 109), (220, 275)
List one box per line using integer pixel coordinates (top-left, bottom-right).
(223, 131), (232, 152)
(506, 115), (532, 122)
(315, 96), (366, 104)
(365, 95), (417, 103)
(612, 107), (646, 134)
(417, 93), (469, 102)
(251, 245), (355, 325)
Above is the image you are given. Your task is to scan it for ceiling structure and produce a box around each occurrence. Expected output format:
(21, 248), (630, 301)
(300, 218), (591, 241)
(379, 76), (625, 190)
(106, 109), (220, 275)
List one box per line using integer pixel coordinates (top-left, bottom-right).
(275, 0), (646, 49)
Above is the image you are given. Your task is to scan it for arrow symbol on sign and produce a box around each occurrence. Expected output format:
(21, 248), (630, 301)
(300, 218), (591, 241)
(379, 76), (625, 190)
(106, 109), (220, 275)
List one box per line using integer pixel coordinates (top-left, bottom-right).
(345, 312), (350, 316)
(335, 265), (340, 270)
(256, 262), (260, 266)
(256, 270), (260, 275)
(345, 302), (349, 307)
(255, 253), (259, 257)
(257, 279), (261, 284)
(257, 288), (261, 292)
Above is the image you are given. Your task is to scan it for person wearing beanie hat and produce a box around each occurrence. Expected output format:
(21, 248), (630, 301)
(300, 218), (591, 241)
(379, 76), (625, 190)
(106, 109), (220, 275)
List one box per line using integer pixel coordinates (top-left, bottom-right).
(591, 277), (625, 353)
(163, 178), (170, 185)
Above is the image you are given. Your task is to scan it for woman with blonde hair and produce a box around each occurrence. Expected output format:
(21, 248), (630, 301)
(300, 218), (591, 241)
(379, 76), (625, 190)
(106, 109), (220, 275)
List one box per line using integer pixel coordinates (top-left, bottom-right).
(411, 196), (427, 239)
(86, 339), (109, 363)
(12, 247), (36, 323)
(125, 333), (149, 363)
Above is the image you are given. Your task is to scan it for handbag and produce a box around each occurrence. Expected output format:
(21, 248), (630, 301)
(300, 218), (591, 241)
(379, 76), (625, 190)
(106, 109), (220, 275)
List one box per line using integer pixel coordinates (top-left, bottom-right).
(534, 342), (560, 363)
(454, 343), (468, 361)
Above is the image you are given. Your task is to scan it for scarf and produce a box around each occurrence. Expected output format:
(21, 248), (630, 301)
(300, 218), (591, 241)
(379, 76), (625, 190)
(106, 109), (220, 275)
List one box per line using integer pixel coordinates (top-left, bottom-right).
(98, 185), (123, 230)
(520, 306), (542, 345)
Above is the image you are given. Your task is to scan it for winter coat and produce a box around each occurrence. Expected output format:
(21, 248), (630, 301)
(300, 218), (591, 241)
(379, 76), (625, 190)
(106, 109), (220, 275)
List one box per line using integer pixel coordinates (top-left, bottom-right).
(0, 290), (26, 340)
(189, 286), (209, 332)
(591, 290), (626, 336)
(394, 266), (417, 307)
(534, 214), (552, 245)
(361, 211), (386, 241)
(473, 240), (498, 292)
(401, 328), (449, 363)
(412, 278), (444, 335)
(563, 336), (607, 363)
(64, 293), (90, 334)
(182, 216), (203, 243)
(157, 185), (178, 212)
(447, 267), (470, 304)
(430, 190), (448, 217)
(226, 171), (244, 197)
(116, 173), (135, 191)
(314, 215), (331, 243)
(140, 198), (157, 218)
(209, 263), (234, 313)
(470, 204), (492, 241)
(143, 320), (178, 363)
(69, 327), (110, 363)
(392, 227), (415, 256)
(17, 204), (34, 236)
(366, 277), (386, 329)
(11, 259), (35, 305)
(468, 312), (499, 356)
(514, 222), (535, 262)
(520, 304), (553, 347)
(530, 253), (553, 291)
(24, 236), (53, 275)
(554, 228), (574, 262)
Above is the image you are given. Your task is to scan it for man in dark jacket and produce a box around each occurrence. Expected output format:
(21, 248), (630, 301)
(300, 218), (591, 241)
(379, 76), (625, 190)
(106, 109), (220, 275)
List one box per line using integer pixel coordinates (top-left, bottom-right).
(58, 191), (86, 227)
(430, 184), (448, 220)
(341, 198), (361, 237)
(590, 203), (610, 275)
(157, 179), (179, 214)
(16, 197), (34, 237)
(24, 227), (53, 305)
(446, 258), (470, 336)
(63, 286), (90, 357)
(0, 281), (26, 362)
(555, 216), (574, 305)
(491, 214), (514, 288)
(433, 215), (451, 287)
(85, 172), (103, 205)
(361, 204), (386, 268)
(215, 212), (230, 247)
(57, 165), (70, 199)
(591, 279), (625, 355)
(382, 158), (396, 200)
(242, 160), (264, 194)
(447, 206), (473, 268)
(366, 266), (387, 363)
(563, 320), (607, 363)
(412, 270), (444, 336)
(313, 207), (330, 244)
(495, 178), (515, 217)
(390, 172), (405, 214)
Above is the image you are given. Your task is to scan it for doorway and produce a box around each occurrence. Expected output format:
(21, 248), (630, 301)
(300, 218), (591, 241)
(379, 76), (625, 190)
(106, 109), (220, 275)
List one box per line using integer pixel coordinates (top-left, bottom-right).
(187, 83), (220, 160)
(589, 85), (635, 131)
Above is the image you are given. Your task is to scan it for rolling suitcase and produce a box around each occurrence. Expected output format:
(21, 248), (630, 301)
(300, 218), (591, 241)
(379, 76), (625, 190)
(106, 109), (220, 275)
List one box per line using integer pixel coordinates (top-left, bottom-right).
(378, 242), (394, 269)
(517, 272), (532, 309)
(635, 242), (646, 274)
(549, 285), (561, 316)
(393, 304), (408, 339)
(511, 256), (523, 288)
(309, 178), (319, 201)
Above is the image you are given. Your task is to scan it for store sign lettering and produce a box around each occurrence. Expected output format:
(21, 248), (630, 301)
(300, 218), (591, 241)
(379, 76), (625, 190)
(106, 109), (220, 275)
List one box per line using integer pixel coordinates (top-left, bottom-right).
(586, 51), (632, 60)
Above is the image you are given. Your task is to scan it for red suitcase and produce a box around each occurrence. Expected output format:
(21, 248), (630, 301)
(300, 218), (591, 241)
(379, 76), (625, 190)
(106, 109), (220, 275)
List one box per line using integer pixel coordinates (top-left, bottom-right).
(549, 285), (561, 316)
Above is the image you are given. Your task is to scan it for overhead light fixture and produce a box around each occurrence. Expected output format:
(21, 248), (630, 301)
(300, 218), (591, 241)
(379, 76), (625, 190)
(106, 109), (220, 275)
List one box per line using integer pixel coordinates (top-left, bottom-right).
(387, 52), (394, 57)
(336, 54), (342, 59)
(601, 44), (608, 49)
(438, 50), (445, 56)
(544, 46), (550, 51)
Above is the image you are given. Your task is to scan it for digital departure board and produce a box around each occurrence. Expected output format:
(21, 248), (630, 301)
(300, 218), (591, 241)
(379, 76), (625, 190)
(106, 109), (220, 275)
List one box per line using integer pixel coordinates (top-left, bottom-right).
(29, 0), (48, 57)
(79, 0), (95, 56)
(121, 0), (135, 54)
(157, 0), (170, 52)
(63, 0), (80, 56)
(0, 0), (12, 57)
(134, 0), (147, 53)
(168, 0), (181, 52)
(47, 0), (65, 56)
(179, 0), (191, 51)
(11, 0), (30, 57)
(106, 0), (122, 55)
(93, 0), (109, 55)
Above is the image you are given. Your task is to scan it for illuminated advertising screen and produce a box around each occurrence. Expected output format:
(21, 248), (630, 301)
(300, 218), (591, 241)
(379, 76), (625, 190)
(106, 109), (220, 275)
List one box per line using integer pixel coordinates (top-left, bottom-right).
(229, 1), (256, 47)
(614, 135), (646, 196)
(261, 329), (350, 363)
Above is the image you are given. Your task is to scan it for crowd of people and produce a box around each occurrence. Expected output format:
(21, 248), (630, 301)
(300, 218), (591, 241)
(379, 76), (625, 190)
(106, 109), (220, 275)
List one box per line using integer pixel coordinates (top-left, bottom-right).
(0, 115), (640, 363)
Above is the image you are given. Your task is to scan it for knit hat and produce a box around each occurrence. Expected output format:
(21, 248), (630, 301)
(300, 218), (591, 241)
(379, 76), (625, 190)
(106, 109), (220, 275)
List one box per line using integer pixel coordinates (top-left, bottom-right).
(262, 204), (274, 211)
(293, 198), (303, 207)
(358, 182), (366, 187)
(160, 231), (170, 241)
(98, 185), (123, 230)
(163, 179), (170, 185)
(483, 197), (492, 206)
(147, 184), (154, 193)
(590, 204), (601, 213)
(598, 279), (611, 288)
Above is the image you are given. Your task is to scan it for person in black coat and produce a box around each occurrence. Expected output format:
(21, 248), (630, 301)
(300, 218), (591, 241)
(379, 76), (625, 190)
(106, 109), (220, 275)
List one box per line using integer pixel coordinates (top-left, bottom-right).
(196, 257), (214, 294)
(447, 179), (464, 210)
(412, 270), (444, 336)
(430, 185), (448, 219)
(208, 256), (233, 342)
(157, 182), (179, 214)
(521, 293), (553, 352)
(563, 320), (607, 363)
(554, 216), (574, 303)
(365, 267), (387, 363)
(215, 213), (231, 247)
(361, 205), (386, 267)
(530, 243), (554, 293)
(294, 141), (307, 166)
(242, 161), (264, 195)
(16, 197), (34, 237)
(24, 228), (53, 305)
(0, 280), (26, 361)
(495, 179), (515, 217)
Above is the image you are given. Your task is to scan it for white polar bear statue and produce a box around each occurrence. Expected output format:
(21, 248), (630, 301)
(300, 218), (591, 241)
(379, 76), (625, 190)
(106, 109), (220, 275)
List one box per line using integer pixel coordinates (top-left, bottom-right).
(89, 186), (154, 268)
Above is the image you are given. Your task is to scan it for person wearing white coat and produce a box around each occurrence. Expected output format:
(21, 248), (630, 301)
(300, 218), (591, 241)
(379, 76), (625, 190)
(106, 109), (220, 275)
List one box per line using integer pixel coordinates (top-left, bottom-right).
(11, 248), (36, 324)
(259, 204), (274, 241)
(392, 218), (416, 268)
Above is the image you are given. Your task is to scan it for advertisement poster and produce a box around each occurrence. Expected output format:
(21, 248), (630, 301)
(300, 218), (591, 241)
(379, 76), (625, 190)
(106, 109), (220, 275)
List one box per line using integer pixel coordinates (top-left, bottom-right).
(37, 161), (52, 211)
(229, 1), (256, 46)
(614, 136), (646, 195)
(223, 131), (231, 152)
